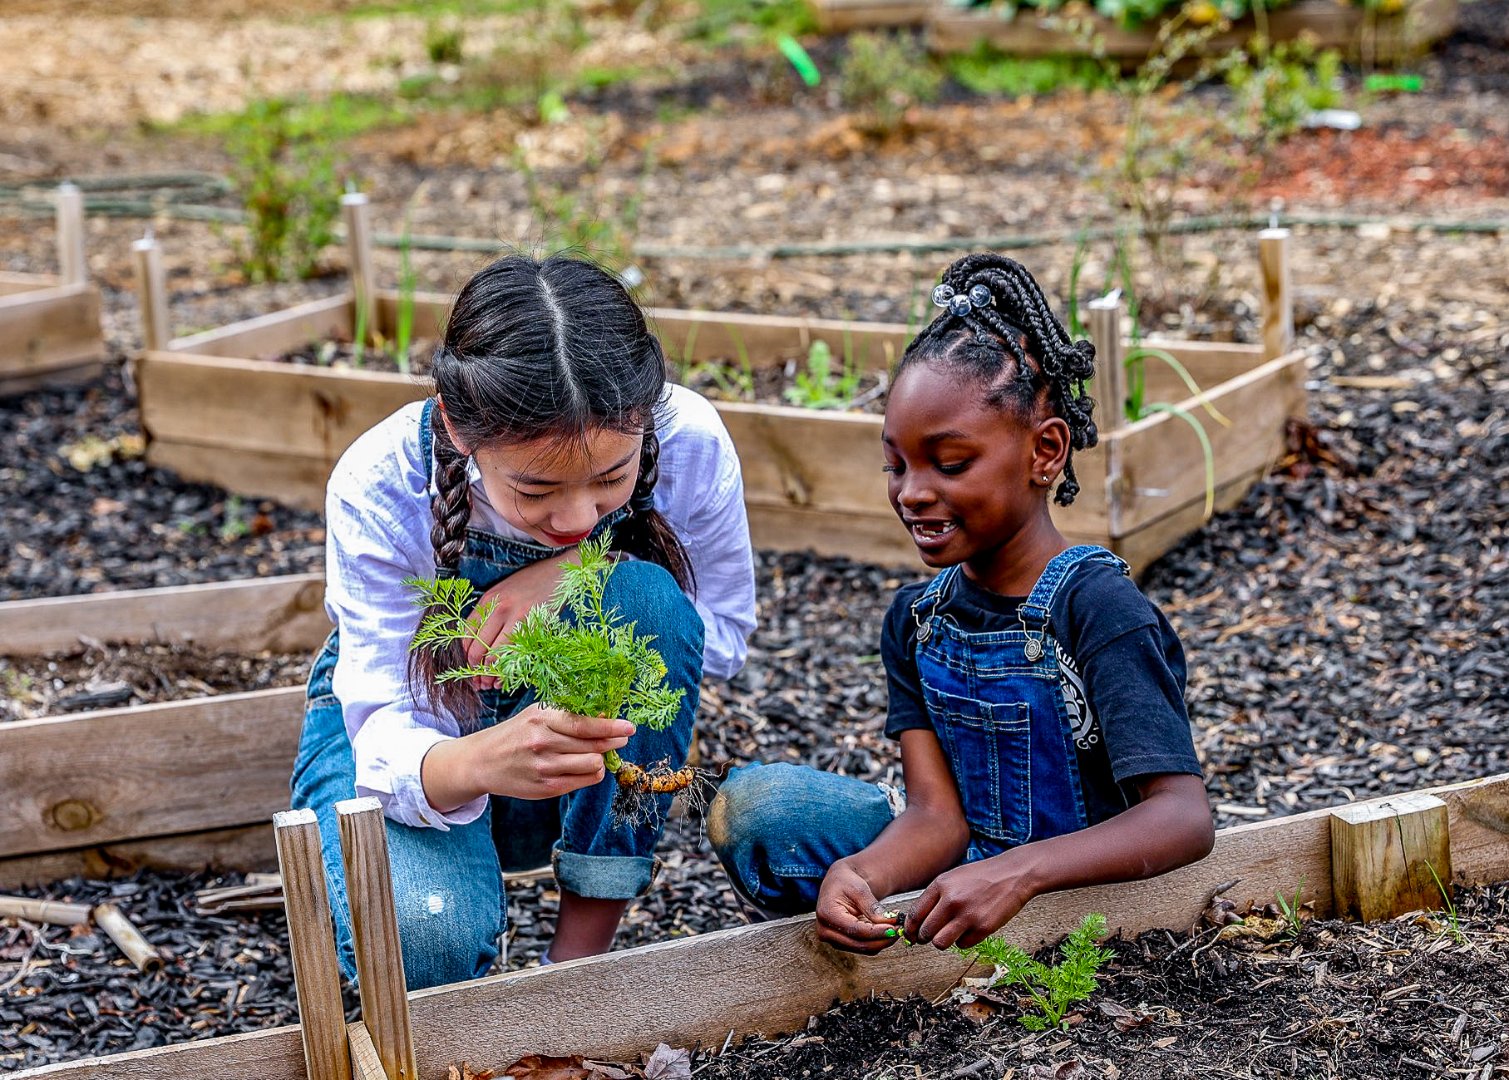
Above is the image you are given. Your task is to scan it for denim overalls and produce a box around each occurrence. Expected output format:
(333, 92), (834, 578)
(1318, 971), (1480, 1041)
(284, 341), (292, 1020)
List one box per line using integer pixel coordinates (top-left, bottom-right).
(909, 544), (1128, 861)
(709, 544), (1128, 915)
(290, 399), (704, 988)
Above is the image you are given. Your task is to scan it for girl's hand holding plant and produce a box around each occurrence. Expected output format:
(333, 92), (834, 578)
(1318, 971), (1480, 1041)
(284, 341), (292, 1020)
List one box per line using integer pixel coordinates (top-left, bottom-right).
(815, 861), (901, 954)
(904, 855), (1036, 951)
(421, 706), (635, 812)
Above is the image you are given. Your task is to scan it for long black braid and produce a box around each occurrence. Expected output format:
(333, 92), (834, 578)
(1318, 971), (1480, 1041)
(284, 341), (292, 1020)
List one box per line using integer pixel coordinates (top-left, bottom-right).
(408, 253), (694, 726)
(898, 253), (1099, 506)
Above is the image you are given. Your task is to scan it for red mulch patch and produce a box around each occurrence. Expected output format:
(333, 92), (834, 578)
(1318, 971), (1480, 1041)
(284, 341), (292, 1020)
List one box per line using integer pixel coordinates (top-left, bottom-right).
(1251, 125), (1509, 206)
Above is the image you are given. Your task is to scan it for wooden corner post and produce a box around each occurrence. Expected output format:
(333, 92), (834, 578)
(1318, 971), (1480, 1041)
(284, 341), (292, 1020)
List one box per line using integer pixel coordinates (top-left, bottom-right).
(1330, 790), (1452, 923)
(55, 183), (87, 287)
(1259, 227), (1293, 362)
(342, 192), (377, 346)
(1087, 293), (1126, 432)
(336, 797), (419, 1080)
(274, 808), (354, 1080)
(132, 235), (171, 352)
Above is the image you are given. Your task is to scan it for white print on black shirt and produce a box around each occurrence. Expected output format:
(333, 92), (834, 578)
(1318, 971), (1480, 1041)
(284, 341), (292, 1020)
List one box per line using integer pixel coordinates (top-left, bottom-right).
(1054, 639), (1100, 750)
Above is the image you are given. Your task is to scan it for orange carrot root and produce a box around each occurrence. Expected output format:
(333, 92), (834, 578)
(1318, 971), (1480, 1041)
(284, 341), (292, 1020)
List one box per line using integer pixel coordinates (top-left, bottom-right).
(615, 764), (696, 794)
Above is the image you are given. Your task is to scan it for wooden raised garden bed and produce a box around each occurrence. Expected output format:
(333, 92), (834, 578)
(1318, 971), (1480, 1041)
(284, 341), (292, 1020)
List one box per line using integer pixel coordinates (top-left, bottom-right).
(0, 576), (330, 889)
(810, 0), (936, 31)
(132, 198), (1305, 573)
(1, 184), (105, 395)
(927, 0), (1460, 65)
(13, 772), (1508, 1080)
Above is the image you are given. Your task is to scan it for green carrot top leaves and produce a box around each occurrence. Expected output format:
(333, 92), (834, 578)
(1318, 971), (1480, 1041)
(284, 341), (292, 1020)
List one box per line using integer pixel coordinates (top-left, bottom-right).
(957, 913), (1113, 1031)
(404, 532), (684, 731)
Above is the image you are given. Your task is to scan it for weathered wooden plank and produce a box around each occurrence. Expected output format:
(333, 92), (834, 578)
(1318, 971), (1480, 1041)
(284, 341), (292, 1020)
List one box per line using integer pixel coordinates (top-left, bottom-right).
(401, 774), (1509, 1078)
(812, 0), (933, 32)
(1109, 349), (1305, 536)
(137, 351), (425, 464)
(169, 294), (354, 360)
(276, 809), (353, 1080)
(0, 282), (104, 386)
(0, 573), (329, 656)
(1105, 463), (1268, 575)
(0, 687), (304, 859)
(0, 824), (277, 891)
(338, 798), (419, 1080)
(0, 271), (55, 295)
(12, 1025), (306, 1080)
(349, 1023), (390, 1080)
(1331, 791), (1452, 922)
(928, 0), (1459, 61)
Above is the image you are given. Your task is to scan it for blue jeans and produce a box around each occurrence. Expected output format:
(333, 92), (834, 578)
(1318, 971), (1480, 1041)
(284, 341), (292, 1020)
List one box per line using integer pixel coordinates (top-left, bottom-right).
(707, 761), (901, 916)
(290, 560), (704, 990)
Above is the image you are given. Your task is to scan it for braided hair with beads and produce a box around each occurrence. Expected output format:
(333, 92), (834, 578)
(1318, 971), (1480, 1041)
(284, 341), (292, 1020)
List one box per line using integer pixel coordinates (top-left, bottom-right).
(409, 252), (694, 726)
(899, 252), (1100, 506)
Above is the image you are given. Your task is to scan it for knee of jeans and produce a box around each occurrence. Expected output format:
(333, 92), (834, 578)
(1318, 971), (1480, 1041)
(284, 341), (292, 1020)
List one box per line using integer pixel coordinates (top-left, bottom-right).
(601, 560), (705, 658)
(392, 880), (500, 989)
(707, 762), (796, 862)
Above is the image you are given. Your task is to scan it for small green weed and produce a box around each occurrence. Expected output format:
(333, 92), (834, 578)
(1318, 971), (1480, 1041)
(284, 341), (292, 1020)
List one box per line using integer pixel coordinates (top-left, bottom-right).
(394, 220), (417, 376)
(1424, 860), (1465, 945)
(947, 45), (1113, 98)
(838, 32), (942, 136)
(682, 0), (816, 45)
(1274, 878), (1305, 937)
(219, 495), (251, 542)
(424, 20), (466, 65)
(1222, 32), (1342, 144)
(959, 913), (1113, 1031)
(225, 98), (342, 283)
(784, 338), (862, 410)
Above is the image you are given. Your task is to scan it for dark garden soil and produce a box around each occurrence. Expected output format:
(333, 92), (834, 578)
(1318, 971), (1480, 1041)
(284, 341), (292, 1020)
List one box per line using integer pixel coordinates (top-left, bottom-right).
(0, 642), (308, 722)
(672, 881), (1509, 1080)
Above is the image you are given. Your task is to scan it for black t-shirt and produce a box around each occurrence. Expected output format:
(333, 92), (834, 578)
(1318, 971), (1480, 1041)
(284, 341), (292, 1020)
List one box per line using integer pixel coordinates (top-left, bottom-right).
(882, 561), (1202, 826)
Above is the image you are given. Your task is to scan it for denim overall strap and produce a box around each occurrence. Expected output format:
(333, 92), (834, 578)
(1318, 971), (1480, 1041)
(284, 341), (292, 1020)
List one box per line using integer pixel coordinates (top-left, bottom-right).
(913, 548), (1126, 860)
(908, 565), (959, 646)
(1016, 545), (1128, 662)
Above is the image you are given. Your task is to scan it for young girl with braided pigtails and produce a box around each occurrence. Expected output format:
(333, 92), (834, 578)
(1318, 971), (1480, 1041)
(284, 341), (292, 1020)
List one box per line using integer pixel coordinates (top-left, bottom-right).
(292, 253), (756, 990)
(710, 252), (1214, 953)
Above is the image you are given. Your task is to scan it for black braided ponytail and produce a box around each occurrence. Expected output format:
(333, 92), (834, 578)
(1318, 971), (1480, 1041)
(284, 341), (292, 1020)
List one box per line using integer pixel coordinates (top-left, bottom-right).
(898, 253), (1099, 506)
(408, 253), (694, 726)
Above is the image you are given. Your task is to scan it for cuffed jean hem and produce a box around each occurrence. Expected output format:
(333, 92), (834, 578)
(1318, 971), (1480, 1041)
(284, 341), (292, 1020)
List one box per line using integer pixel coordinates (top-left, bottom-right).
(552, 846), (661, 899)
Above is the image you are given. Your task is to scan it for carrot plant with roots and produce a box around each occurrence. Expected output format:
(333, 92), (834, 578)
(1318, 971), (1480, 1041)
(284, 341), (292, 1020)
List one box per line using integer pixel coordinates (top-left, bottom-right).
(406, 533), (699, 824)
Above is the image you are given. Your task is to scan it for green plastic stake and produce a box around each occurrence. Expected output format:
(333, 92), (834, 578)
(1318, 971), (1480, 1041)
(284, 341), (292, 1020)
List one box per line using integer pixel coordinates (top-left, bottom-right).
(777, 34), (821, 87)
(1364, 73), (1423, 93)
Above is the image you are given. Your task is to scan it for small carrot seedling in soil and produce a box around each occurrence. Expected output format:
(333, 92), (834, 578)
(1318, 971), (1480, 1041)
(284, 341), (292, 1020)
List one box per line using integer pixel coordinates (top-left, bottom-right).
(956, 913), (1113, 1031)
(406, 533), (699, 825)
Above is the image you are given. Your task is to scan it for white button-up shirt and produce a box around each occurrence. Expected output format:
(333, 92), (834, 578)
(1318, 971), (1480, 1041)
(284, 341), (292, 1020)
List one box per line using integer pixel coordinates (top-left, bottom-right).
(323, 385), (756, 829)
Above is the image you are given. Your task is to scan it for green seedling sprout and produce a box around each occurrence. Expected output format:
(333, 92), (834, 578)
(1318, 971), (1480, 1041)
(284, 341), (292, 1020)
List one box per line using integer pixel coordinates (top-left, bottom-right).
(1274, 878), (1304, 938)
(406, 533), (695, 818)
(350, 284), (369, 369)
(1423, 860), (1464, 944)
(957, 913), (1113, 1031)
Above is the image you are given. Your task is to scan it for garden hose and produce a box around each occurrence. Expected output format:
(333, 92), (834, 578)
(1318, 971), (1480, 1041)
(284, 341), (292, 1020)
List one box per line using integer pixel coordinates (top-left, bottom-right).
(1, 173), (1505, 260)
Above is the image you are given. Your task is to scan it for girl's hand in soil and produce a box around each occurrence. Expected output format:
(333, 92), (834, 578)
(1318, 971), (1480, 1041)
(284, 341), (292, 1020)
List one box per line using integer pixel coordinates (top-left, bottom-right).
(422, 704), (635, 810)
(816, 860), (902, 954)
(464, 553), (575, 688)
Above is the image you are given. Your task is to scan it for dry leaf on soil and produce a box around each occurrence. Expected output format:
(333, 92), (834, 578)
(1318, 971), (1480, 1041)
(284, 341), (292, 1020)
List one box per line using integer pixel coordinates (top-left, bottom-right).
(1096, 1000), (1156, 1032)
(500, 1055), (593, 1079)
(1027, 1061), (1086, 1080)
(642, 1044), (692, 1080)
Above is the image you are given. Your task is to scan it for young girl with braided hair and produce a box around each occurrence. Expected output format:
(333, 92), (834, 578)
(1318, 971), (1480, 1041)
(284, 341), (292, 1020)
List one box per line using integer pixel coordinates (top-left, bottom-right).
(710, 252), (1213, 952)
(293, 253), (756, 989)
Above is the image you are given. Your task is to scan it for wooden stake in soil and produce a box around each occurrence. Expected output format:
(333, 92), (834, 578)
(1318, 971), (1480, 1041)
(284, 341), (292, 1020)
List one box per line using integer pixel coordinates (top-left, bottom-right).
(336, 797), (418, 1080)
(342, 192), (376, 347)
(0, 895), (92, 926)
(274, 808), (353, 1080)
(55, 183), (87, 288)
(132, 235), (171, 352)
(1259, 227), (1294, 362)
(93, 902), (164, 973)
(1088, 293), (1126, 431)
(1330, 791), (1453, 922)
(347, 1022), (389, 1080)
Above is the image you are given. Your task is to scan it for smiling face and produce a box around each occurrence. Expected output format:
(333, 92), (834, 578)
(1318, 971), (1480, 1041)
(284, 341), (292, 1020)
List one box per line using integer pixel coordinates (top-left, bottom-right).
(446, 411), (642, 548)
(882, 360), (1071, 591)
